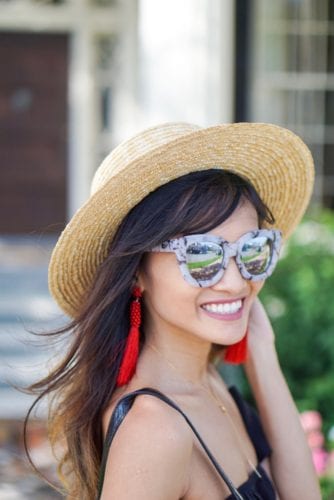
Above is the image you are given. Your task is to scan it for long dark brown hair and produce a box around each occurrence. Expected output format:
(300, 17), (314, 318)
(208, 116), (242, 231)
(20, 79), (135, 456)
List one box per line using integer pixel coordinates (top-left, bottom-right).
(25, 169), (274, 499)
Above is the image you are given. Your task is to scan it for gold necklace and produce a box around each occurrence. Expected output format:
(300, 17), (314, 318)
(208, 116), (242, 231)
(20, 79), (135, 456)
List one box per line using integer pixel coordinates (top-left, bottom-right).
(147, 343), (262, 478)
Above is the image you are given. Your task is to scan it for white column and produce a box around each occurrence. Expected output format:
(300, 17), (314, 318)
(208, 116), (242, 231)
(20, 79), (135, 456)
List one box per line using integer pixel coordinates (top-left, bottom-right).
(68, 27), (97, 217)
(206, 0), (235, 124)
(138, 0), (235, 127)
(111, 0), (140, 145)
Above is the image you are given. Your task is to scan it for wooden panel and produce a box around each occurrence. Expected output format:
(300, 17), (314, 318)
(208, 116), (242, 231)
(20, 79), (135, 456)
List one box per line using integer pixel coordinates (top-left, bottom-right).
(0, 32), (68, 234)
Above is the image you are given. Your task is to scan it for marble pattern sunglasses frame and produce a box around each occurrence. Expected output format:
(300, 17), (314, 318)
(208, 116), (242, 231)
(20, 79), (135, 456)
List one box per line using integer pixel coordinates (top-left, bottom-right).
(151, 229), (282, 288)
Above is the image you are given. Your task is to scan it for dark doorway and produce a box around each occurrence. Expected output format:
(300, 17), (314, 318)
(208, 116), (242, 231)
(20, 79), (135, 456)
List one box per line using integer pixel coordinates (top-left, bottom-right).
(234, 0), (251, 122)
(0, 32), (68, 234)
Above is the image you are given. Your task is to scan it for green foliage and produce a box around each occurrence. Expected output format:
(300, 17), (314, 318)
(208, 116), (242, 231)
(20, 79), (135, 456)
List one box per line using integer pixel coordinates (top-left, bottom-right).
(260, 209), (334, 434)
(320, 476), (334, 500)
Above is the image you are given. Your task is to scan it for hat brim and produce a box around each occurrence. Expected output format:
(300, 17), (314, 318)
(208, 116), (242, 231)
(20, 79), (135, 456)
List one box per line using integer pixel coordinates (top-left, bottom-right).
(49, 123), (314, 317)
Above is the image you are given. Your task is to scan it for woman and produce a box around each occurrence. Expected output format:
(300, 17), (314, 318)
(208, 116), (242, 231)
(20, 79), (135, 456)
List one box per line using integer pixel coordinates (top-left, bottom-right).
(28, 123), (321, 499)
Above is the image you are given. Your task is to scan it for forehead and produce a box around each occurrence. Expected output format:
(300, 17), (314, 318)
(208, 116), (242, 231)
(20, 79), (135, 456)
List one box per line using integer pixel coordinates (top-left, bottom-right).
(207, 200), (259, 241)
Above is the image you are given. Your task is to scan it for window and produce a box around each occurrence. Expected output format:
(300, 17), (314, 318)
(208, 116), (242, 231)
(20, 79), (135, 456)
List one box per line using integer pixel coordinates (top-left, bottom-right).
(249, 0), (334, 208)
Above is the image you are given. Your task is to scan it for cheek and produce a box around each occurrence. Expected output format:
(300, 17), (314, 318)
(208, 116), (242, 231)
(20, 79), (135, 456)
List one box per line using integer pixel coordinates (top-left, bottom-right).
(139, 254), (197, 317)
(139, 253), (185, 300)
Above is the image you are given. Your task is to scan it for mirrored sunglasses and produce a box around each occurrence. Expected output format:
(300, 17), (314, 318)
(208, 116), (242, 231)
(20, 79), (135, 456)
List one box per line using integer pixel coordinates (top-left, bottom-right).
(151, 229), (282, 287)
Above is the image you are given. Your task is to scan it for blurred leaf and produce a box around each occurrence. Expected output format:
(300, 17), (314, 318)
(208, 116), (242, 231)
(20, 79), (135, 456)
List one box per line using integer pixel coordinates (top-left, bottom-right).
(320, 476), (334, 499)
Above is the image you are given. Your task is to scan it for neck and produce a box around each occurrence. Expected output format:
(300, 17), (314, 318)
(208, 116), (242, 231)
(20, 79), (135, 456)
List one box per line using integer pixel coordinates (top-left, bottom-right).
(136, 330), (212, 389)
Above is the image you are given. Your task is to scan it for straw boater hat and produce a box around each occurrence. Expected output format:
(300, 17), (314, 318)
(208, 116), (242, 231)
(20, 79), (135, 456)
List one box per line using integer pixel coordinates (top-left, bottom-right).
(49, 122), (314, 317)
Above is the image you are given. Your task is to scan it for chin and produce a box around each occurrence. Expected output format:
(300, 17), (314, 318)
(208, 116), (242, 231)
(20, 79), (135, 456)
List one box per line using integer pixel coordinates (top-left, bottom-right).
(210, 326), (248, 347)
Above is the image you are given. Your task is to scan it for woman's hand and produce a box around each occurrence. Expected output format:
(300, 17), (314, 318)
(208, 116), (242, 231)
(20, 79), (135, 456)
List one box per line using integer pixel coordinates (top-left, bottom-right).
(246, 297), (276, 362)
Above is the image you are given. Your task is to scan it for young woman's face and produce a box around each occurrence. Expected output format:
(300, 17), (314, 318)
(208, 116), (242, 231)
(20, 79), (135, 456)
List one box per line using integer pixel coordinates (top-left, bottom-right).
(138, 200), (265, 347)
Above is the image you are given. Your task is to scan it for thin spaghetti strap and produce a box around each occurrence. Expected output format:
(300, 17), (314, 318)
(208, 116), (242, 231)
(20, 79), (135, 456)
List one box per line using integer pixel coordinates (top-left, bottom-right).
(97, 387), (243, 500)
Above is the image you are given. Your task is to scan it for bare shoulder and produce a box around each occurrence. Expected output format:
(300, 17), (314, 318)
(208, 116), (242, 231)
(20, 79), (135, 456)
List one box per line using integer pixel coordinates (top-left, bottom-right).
(122, 394), (193, 449)
(100, 393), (193, 499)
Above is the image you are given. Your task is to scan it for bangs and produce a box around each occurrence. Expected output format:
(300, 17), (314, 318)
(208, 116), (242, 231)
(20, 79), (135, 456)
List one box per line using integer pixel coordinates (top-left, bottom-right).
(109, 169), (275, 256)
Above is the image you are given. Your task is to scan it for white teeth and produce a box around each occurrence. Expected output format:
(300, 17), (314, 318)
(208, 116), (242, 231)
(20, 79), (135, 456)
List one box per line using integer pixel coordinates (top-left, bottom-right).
(203, 300), (242, 315)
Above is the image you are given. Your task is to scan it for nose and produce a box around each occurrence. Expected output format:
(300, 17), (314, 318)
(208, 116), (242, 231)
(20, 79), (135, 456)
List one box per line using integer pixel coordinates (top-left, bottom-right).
(211, 257), (248, 294)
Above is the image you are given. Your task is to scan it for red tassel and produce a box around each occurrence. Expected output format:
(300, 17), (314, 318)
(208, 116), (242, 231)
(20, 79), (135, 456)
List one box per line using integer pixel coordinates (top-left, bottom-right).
(224, 330), (248, 364)
(116, 287), (142, 387)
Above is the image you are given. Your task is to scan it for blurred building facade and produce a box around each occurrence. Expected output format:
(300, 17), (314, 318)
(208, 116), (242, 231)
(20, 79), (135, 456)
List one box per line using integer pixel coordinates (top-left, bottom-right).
(0, 0), (333, 238)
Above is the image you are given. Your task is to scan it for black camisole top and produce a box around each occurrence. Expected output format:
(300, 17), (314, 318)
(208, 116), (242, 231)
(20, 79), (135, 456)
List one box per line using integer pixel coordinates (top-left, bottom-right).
(97, 386), (276, 499)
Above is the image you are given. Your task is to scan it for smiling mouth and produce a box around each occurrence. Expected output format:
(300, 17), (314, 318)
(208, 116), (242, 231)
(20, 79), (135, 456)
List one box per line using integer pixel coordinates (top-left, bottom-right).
(201, 299), (243, 315)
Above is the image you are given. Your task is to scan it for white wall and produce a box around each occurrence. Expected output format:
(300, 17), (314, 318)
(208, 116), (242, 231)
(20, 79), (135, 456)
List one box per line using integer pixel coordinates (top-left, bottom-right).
(136, 0), (235, 129)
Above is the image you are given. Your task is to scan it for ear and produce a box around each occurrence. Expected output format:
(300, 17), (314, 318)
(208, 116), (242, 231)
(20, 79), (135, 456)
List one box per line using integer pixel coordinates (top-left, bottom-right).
(135, 253), (151, 292)
(134, 272), (145, 292)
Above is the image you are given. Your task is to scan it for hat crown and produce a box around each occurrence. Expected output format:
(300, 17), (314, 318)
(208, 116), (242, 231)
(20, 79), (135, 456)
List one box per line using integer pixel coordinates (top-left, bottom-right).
(91, 122), (202, 195)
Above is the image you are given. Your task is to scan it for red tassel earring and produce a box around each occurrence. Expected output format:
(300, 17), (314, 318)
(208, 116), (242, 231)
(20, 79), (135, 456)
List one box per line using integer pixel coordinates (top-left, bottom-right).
(224, 330), (248, 364)
(116, 286), (142, 387)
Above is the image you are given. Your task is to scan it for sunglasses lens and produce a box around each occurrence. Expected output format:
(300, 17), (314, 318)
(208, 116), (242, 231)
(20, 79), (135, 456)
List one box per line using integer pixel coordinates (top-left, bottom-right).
(186, 242), (223, 283)
(240, 235), (273, 276)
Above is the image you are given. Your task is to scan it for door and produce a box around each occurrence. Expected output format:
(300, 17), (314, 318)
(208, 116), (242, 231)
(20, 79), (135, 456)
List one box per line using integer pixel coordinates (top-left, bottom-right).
(0, 32), (68, 234)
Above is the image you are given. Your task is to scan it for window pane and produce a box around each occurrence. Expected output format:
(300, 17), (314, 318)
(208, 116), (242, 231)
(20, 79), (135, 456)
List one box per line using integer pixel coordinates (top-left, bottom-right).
(328, 36), (334, 72)
(324, 144), (334, 176)
(325, 92), (334, 125)
(285, 0), (328, 21)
